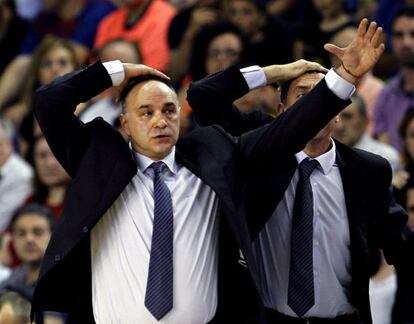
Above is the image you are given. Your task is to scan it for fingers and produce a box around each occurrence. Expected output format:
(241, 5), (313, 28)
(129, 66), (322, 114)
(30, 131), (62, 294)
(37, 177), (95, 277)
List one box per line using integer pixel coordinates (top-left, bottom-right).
(324, 43), (344, 58)
(123, 63), (170, 81)
(147, 67), (170, 81)
(365, 21), (377, 42)
(371, 26), (383, 47)
(357, 18), (369, 38)
(306, 61), (329, 74)
(375, 43), (386, 57)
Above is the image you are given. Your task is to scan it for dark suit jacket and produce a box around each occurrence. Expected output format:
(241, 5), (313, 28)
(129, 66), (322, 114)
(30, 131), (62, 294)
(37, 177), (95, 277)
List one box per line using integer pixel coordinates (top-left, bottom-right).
(187, 65), (412, 324)
(31, 61), (350, 323)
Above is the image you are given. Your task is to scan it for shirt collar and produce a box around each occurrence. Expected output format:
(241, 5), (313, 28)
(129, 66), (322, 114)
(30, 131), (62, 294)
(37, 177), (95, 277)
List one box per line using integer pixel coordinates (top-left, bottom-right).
(130, 142), (177, 175)
(295, 139), (336, 175)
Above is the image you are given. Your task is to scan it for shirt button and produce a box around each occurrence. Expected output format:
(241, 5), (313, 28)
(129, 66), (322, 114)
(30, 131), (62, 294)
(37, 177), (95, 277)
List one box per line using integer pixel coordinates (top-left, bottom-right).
(313, 182), (317, 186)
(314, 240), (319, 246)
(82, 226), (88, 233)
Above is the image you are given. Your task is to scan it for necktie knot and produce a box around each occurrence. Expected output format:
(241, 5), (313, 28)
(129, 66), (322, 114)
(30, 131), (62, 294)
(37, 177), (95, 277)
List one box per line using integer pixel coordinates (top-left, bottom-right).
(149, 161), (166, 175)
(299, 158), (319, 180)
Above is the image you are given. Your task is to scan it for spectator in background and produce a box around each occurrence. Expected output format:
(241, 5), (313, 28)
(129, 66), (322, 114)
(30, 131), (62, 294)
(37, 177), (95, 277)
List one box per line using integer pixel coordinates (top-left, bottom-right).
(392, 108), (414, 195)
(298, 0), (356, 67)
(0, 204), (55, 300)
(26, 136), (71, 220)
(94, 0), (176, 72)
(333, 94), (401, 174)
(392, 176), (414, 323)
(0, 118), (33, 234)
(330, 26), (384, 135)
(224, 0), (293, 67)
(180, 22), (246, 135)
(0, 0), (28, 76)
(2, 37), (79, 131)
(79, 38), (141, 126)
(0, 0), (114, 113)
(373, 7), (414, 153)
(168, 0), (222, 85)
(0, 291), (31, 324)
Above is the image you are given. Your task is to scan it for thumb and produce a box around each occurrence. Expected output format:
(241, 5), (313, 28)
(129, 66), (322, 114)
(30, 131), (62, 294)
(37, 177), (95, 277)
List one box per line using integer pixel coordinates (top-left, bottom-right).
(324, 43), (344, 58)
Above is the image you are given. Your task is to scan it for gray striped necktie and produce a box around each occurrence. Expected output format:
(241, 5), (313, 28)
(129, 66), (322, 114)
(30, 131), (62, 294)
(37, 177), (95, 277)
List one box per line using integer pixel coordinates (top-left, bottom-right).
(145, 161), (174, 320)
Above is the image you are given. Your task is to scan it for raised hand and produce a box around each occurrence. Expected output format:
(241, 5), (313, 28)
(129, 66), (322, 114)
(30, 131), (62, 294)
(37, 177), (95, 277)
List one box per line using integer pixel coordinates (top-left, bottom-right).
(324, 19), (385, 83)
(115, 63), (170, 99)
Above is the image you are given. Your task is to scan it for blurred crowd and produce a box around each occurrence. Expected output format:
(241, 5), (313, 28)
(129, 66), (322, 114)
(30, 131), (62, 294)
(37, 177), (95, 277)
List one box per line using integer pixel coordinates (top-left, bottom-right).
(0, 0), (414, 322)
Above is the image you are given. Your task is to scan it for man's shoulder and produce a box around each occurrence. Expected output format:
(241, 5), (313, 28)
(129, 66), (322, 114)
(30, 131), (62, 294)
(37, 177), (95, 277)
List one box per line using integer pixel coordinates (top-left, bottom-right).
(336, 140), (390, 170)
(2, 154), (33, 180)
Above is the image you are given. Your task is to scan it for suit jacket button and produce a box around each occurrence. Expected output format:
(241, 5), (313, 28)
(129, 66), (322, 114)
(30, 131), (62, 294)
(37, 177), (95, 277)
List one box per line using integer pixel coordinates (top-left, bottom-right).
(55, 255), (61, 262)
(82, 226), (88, 233)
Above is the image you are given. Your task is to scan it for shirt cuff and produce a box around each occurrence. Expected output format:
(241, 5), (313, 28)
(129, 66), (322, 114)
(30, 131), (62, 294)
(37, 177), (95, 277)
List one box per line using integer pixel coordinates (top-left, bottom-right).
(102, 60), (125, 86)
(325, 68), (356, 100)
(240, 65), (267, 90)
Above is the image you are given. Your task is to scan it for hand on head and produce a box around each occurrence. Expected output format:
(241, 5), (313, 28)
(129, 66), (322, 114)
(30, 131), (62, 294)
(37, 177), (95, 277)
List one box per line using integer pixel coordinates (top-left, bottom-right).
(115, 63), (170, 100)
(324, 18), (385, 84)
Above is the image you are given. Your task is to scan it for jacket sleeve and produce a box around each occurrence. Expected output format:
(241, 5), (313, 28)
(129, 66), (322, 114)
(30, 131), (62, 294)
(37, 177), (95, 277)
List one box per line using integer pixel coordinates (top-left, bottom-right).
(187, 64), (274, 136)
(33, 61), (113, 177)
(238, 78), (351, 164)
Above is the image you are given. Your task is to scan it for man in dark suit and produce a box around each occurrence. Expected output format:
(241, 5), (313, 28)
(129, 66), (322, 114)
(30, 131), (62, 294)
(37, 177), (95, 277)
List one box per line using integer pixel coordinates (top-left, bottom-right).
(31, 19), (383, 324)
(188, 20), (413, 324)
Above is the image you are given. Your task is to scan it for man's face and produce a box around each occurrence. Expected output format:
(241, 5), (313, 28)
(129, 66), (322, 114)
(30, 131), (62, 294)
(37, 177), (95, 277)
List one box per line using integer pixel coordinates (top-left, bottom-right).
(391, 16), (414, 67)
(12, 213), (52, 265)
(333, 101), (366, 146)
(0, 128), (12, 167)
(282, 72), (338, 142)
(38, 46), (77, 86)
(406, 188), (414, 228)
(225, 0), (263, 37)
(34, 138), (70, 187)
(120, 81), (180, 160)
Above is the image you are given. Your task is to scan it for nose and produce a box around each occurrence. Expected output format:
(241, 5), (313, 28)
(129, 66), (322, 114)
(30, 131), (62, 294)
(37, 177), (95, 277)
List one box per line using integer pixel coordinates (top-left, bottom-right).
(153, 111), (168, 128)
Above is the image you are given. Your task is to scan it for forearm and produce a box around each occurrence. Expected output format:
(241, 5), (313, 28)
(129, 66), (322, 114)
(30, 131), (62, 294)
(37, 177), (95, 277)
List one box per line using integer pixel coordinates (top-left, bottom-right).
(34, 61), (113, 176)
(0, 55), (31, 110)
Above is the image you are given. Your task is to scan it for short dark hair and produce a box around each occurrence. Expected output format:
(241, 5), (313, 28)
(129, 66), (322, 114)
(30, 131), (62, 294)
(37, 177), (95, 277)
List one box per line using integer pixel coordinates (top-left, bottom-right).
(392, 6), (414, 31)
(279, 70), (326, 104)
(119, 75), (175, 112)
(10, 203), (57, 233)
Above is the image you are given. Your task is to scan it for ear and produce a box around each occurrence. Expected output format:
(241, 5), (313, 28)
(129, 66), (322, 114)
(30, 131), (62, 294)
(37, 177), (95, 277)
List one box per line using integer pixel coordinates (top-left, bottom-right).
(120, 113), (131, 137)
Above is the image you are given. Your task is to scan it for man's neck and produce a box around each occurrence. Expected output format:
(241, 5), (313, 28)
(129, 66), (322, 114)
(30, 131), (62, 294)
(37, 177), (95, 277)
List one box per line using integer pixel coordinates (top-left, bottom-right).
(303, 137), (332, 158)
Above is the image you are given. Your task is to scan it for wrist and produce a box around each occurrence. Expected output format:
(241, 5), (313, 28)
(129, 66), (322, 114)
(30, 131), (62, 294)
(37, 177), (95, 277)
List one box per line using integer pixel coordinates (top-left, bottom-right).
(336, 64), (359, 85)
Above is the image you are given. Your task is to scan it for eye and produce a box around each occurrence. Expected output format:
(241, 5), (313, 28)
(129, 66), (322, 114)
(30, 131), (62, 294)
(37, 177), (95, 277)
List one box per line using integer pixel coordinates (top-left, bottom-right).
(142, 110), (153, 117)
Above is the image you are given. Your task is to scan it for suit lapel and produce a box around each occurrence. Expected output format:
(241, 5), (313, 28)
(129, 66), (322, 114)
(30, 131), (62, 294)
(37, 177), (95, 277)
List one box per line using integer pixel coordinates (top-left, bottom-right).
(335, 144), (370, 282)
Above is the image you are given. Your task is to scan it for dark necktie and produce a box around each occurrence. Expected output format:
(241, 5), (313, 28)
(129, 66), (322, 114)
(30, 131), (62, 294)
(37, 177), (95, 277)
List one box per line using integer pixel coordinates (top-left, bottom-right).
(288, 157), (319, 317)
(145, 161), (174, 320)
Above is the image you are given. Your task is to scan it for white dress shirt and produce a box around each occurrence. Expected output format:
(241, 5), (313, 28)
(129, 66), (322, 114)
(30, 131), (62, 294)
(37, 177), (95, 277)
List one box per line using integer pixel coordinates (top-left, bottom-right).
(0, 154), (33, 232)
(252, 141), (355, 317)
(91, 148), (220, 324)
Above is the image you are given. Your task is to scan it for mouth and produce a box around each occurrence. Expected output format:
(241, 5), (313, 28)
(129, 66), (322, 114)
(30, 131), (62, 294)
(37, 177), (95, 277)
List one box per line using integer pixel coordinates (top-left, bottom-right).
(153, 134), (171, 139)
